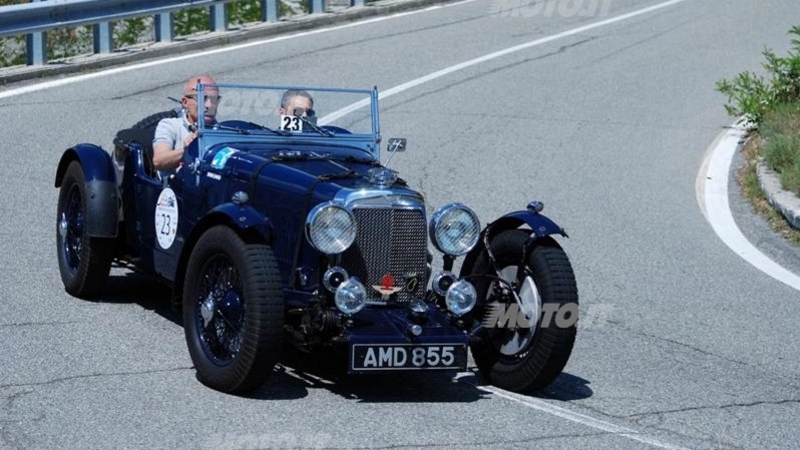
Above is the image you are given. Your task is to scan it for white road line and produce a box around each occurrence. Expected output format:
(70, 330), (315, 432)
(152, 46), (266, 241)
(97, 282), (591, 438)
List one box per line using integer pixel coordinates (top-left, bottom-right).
(476, 384), (691, 450)
(699, 123), (800, 292)
(323, 0), (692, 123)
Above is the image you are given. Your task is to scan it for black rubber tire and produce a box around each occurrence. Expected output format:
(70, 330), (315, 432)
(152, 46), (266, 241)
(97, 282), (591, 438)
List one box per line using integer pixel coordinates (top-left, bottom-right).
(132, 109), (179, 130)
(113, 109), (179, 178)
(56, 161), (114, 298)
(183, 226), (283, 394)
(468, 229), (578, 393)
(114, 110), (179, 148)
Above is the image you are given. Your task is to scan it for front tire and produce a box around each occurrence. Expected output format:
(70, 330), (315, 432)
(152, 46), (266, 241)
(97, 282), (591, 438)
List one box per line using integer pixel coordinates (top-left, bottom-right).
(56, 161), (113, 298)
(183, 226), (283, 394)
(468, 229), (578, 393)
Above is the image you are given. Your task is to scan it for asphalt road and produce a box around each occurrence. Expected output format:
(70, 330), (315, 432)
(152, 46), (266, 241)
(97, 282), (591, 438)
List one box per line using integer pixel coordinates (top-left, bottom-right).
(2, 0), (800, 449)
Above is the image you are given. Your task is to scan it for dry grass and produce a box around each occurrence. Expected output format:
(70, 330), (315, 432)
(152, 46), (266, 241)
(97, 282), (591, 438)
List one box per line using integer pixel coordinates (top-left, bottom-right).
(761, 104), (800, 197)
(737, 133), (800, 246)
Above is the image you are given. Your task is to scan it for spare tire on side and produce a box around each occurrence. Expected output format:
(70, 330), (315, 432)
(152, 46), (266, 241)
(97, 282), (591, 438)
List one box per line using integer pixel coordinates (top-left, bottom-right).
(114, 109), (180, 178)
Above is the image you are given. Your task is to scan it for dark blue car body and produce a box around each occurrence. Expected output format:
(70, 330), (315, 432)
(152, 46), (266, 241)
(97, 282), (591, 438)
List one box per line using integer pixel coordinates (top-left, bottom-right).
(55, 84), (577, 394)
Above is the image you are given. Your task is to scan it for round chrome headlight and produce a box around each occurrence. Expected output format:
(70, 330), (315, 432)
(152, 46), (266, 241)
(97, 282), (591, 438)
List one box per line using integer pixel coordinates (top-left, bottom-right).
(335, 277), (367, 315)
(445, 280), (477, 316)
(306, 202), (357, 255)
(429, 203), (480, 256)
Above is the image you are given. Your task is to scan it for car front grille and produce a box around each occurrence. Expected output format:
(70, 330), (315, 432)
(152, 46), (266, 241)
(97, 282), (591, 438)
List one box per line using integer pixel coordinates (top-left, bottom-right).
(341, 207), (428, 304)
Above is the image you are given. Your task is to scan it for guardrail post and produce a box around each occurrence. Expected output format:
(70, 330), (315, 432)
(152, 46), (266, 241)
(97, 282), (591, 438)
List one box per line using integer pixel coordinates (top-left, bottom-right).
(210, 4), (227, 32)
(93, 22), (113, 54)
(351, 0), (365, 6)
(310, 0), (325, 13)
(25, 0), (46, 65)
(262, 0), (278, 22)
(155, 13), (174, 42)
(25, 30), (46, 65)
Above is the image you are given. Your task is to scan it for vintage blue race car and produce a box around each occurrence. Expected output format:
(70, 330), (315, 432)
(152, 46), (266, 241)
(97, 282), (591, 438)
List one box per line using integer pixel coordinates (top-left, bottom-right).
(54, 83), (578, 394)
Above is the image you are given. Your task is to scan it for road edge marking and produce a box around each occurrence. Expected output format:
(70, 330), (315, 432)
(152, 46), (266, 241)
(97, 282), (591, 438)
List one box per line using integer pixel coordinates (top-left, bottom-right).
(471, 382), (690, 450)
(699, 123), (800, 292)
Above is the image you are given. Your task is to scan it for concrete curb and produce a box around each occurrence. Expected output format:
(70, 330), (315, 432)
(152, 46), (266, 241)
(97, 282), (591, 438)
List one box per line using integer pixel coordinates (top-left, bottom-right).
(0, 0), (462, 85)
(757, 160), (800, 230)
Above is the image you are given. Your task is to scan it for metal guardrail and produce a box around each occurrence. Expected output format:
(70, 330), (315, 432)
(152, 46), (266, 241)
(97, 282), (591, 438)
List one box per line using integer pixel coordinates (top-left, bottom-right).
(0, 0), (365, 65)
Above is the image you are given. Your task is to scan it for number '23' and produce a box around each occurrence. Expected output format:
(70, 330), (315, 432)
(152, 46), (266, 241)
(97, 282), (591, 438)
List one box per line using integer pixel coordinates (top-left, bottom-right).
(281, 116), (301, 131)
(159, 213), (172, 235)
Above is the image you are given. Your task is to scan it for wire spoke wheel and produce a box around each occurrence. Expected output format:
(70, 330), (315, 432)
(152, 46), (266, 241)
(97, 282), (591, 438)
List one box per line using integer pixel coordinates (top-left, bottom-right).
(183, 225), (283, 394)
(195, 257), (245, 364)
(62, 184), (84, 271)
(467, 229), (578, 393)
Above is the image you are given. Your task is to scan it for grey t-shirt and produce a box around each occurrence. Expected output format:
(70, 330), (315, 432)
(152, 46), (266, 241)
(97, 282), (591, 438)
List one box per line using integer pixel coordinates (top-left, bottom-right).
(152, 116), (194, 178)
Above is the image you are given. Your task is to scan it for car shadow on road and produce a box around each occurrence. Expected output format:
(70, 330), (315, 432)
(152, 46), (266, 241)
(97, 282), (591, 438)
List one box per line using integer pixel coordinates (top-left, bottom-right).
(98, 269), (182, 326)
(252, 351), (593, 403)
(525, 373), (594, 401)
(248, 349), (492, 403)
(96, 271), (593, 404)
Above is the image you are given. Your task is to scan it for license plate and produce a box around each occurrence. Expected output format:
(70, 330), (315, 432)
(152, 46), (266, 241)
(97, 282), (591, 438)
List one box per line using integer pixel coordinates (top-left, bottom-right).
(351, 343), (467, 371)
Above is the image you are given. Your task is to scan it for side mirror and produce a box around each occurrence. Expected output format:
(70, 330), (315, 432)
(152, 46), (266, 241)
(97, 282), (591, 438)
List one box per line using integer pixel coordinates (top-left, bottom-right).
(384, 138), (407, 168)
(387, 138), (407, 153)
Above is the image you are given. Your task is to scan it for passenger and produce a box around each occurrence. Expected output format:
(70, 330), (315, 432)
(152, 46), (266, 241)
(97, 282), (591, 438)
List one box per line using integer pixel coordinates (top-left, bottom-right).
(152, 74), (220, 173)
(278, 89), (315, 119)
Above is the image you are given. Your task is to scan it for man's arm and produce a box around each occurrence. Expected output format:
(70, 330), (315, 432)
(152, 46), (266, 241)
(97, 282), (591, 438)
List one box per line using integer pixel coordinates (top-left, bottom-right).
(152, 142), (184, 171)
(152, 120), (195, 171)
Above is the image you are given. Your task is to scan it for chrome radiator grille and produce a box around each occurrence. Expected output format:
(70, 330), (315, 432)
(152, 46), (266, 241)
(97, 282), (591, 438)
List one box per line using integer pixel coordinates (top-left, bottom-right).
(341, 207), (428, 303)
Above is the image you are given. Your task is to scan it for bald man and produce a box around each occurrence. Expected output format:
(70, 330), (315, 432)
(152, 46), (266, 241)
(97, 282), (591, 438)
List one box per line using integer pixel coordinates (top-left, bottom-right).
(152, 74), (220, 174)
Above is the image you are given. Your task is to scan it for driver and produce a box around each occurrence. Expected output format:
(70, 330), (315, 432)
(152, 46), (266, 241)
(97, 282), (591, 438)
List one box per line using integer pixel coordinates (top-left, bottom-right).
(152, 74), (220, 175)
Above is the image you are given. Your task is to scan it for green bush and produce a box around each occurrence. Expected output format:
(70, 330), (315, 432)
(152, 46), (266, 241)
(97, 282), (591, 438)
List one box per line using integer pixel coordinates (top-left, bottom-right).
(174, 0), (284, 36)
(0, 0), (294, 68)
(0, 39), (25, 67)
(716, 26), (800, 126)
(760, 102), (800, 138)
(1, 1), (93, 66)
(115, 18), (150, 46)
(174, 7), (212, 36)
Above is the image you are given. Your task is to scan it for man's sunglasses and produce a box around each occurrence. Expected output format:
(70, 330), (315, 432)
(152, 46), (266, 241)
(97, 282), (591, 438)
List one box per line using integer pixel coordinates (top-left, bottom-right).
(183, 94), (221, 103)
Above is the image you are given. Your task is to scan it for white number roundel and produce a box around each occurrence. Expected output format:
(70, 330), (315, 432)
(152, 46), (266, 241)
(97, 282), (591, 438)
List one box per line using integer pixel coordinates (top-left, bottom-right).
(155, 188), (179, 249)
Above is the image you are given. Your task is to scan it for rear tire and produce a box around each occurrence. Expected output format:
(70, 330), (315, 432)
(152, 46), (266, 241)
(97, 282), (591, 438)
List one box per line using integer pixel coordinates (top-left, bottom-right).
(468, 229), (578, 393)
(183, 226), (283, 394)
(56, 161), (113, 298)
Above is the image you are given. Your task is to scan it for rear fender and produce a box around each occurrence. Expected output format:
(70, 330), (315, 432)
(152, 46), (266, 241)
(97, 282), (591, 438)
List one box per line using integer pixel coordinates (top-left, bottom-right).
(459, 203), (567, 277)
(54, 145), (119, 238)
(171, 204), (274, 309)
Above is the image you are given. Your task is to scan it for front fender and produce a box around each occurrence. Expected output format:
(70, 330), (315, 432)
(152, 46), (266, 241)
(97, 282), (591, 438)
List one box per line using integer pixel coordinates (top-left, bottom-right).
(206, 203), (274, 241)
(172, 203), (274, 308)
(459, 205), (567, 277)
(54, 144), (118, 238)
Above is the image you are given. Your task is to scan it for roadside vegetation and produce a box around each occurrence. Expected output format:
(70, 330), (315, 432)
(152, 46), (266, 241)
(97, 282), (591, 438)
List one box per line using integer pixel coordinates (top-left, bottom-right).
(716, 25), (800, 244)
(0, 0), (296, 67)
